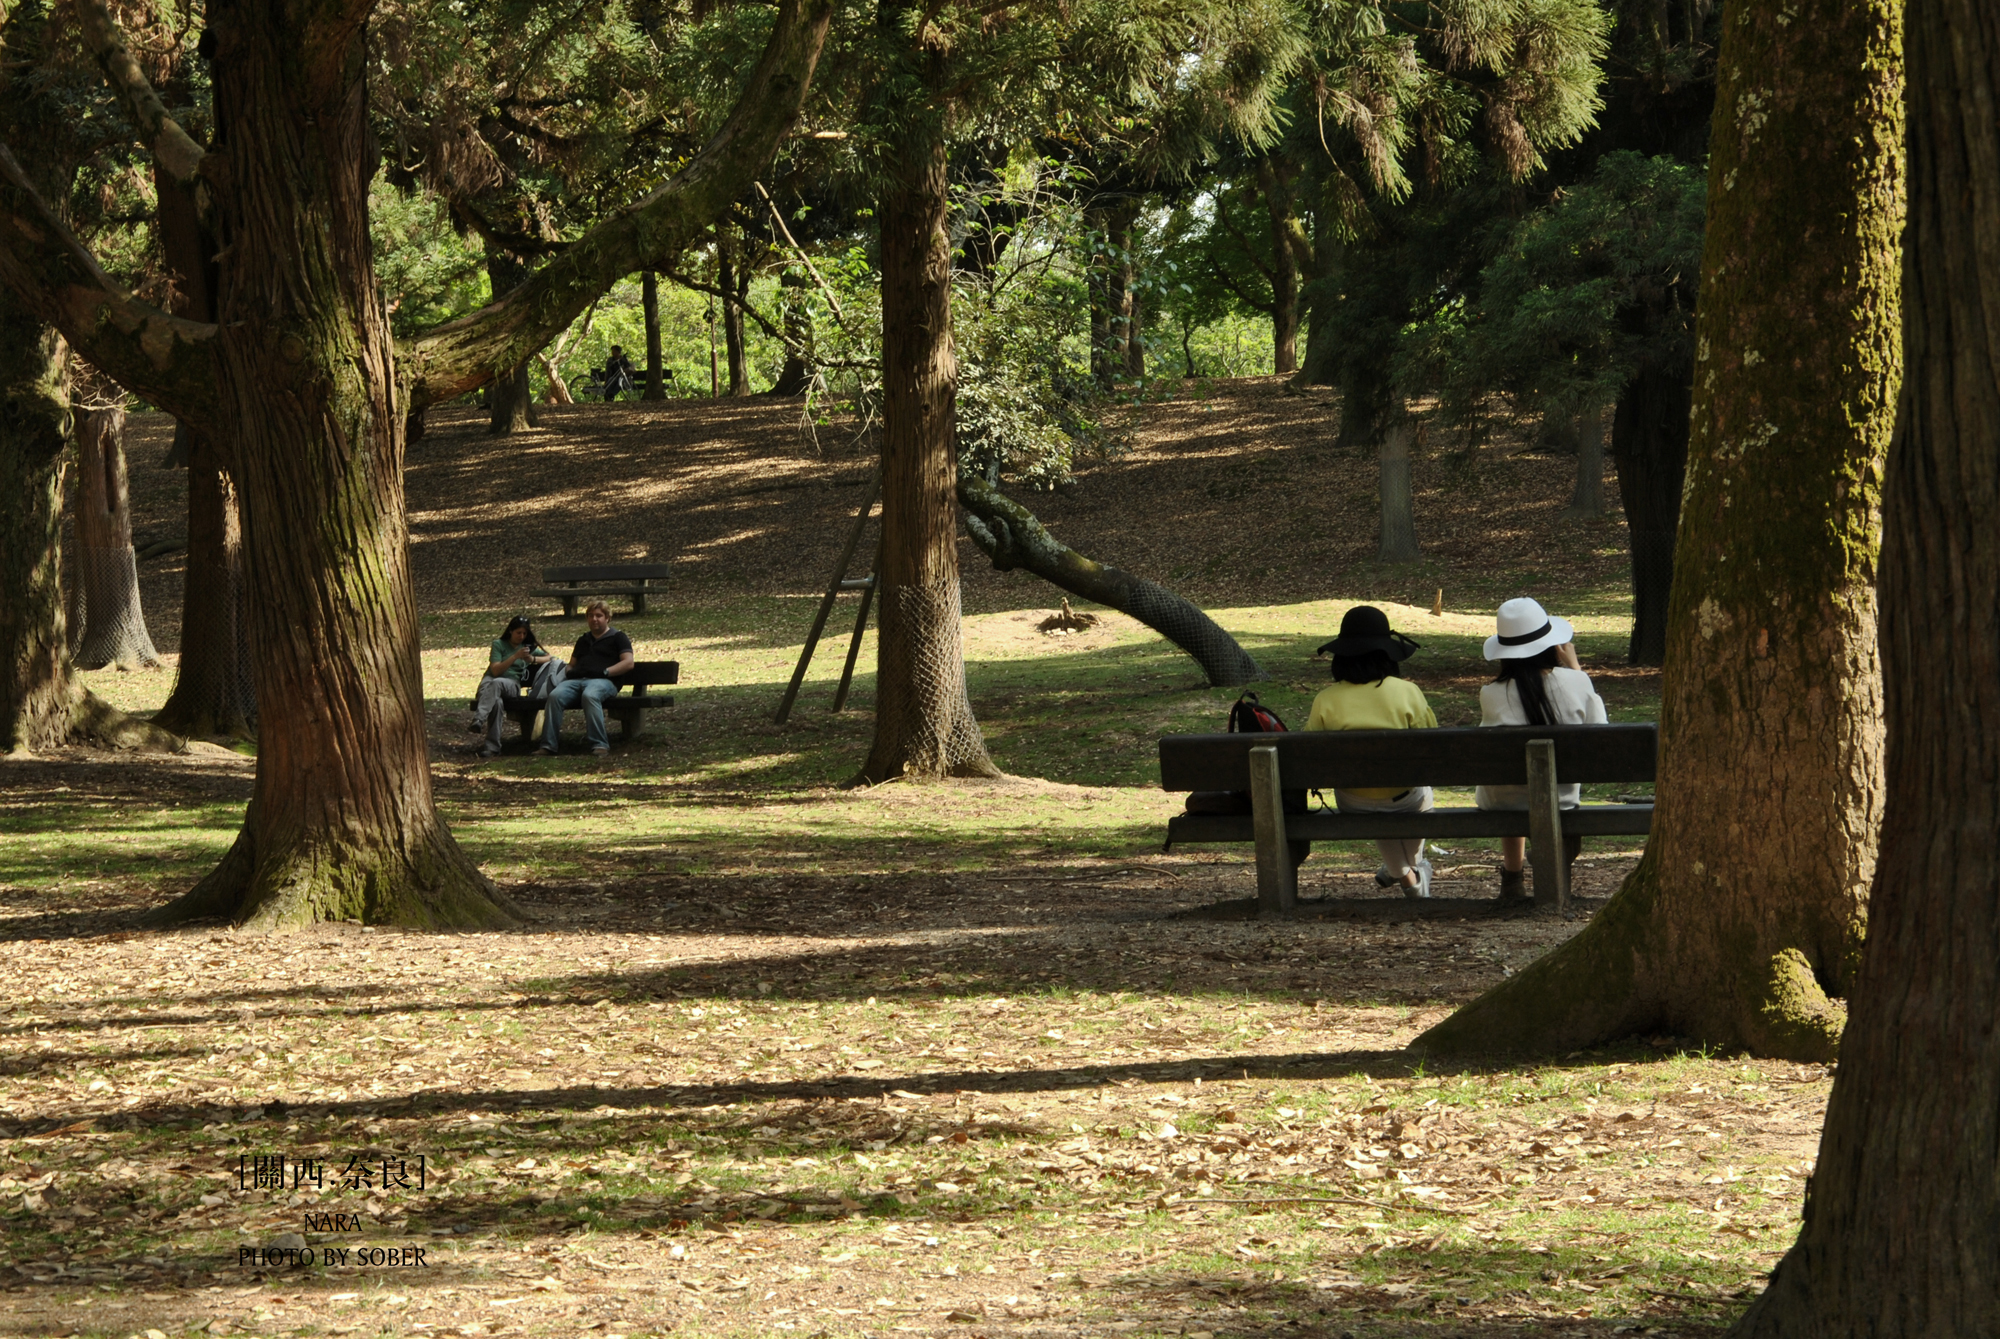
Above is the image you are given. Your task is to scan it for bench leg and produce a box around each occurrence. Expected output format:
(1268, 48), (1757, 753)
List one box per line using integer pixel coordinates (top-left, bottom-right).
(1525, 738), (1569, 912)
(1248, 744), (1297, 914)
(614, 706), (644, 742)
(562, 596), (578, 617)
(632, 593), (647, 616)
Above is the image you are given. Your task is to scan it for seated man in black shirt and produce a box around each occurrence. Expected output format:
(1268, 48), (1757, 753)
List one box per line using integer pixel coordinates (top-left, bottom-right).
(537, 601), (634, 756)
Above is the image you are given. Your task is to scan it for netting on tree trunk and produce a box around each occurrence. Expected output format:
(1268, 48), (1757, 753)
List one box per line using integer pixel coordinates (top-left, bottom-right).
(163, 558), (255, 731)
(69, 543), (160, 670)
(870, 577), (997, 779)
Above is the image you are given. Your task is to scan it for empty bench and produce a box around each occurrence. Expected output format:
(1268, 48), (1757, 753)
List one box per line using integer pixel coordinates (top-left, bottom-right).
(499, 661), (680, 747)
(532, 564), (673, 617)
(1159, 723), (1657, 913)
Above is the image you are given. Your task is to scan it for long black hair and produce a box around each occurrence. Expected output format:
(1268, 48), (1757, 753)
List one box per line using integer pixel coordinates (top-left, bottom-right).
(1332, 650), (1402, 685)
(1492, 646), (1562, 724)
(502, 615), (537, 648)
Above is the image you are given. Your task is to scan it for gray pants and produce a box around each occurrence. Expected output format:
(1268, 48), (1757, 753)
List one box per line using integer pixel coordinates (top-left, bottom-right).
(1333, 785), (1434, 877)
(473, 676), (521, 754)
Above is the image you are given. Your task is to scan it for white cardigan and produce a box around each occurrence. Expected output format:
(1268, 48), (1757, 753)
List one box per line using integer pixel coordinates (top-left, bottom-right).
(1475, 666), (1609, 810)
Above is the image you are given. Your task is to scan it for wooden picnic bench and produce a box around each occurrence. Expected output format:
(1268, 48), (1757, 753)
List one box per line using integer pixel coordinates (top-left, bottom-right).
(531, 564), (673, 617)
(1158, 723), (1657, 913)
(497, 661), (680, 747)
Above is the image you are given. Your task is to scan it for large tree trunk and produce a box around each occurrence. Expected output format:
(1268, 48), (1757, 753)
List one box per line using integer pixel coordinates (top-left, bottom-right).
(640, 269), (665, 400)
(69, 406), (162, 671)
(1732, 3), (1997, 1326)
(1254, 159), (1299, 375)
(855, 127), (999, 784)
(484, 251), (538, 434)
(1088, 198), (1140, 390)
(1415, 0), (1899, 1063)
(1611, 358), (1692, 665)
(770, 266), (814, 395)
(719, 236), (751, 397)
(153, 428), (255, 738)
(958, 474), (1264, 686)
(1376, 420), (1420, 562)
(0, 293), (77, 753)
(152, 167), (255, 738)
(1335, 351), (1392, 452)
(1561, 404), (1607, 522)
(145, 0), (519, 930)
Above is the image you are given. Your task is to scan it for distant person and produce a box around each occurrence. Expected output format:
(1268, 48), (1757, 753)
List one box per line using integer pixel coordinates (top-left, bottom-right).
(1477, 597), (1609, 900)
(1306, 605), (1439, 898)
(470, 616), (549, 759)
(601, 346), (636, 401)
(538, 601), (633, 757)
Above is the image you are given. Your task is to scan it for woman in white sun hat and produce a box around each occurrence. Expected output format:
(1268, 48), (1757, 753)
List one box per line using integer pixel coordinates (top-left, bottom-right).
(1477, 597), (1608, 901)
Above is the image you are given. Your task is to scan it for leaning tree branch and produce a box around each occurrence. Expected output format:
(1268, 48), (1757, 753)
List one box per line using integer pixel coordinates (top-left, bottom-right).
(0, 145), (219, 426)
(71, 0), (204, 185)
(958, 473), (1265, 687)
(400, 0), (835, 406)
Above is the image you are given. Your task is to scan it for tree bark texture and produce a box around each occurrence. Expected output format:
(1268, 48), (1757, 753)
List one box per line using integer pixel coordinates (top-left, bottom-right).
(69, 406), (161, 671)
(1730, 1), (1999, 1329)
(0, 288), (75, 753)
(856, 131), (999, 783)
(641, 269), (665, 399)
(1416, 0), (1901, 1063)
(1612, 358), (1692, 664)
(145, 0), (519, 930)
(1563, 404), (1608, 521)
(1377, 421), (1420, 562)
(958, 474), (1265, 687)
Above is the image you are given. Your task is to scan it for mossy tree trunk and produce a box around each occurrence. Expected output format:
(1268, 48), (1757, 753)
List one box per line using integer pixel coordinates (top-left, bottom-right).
(484, 250), (538, 435)
(146, 0), (519, 931)
(1416, 0), (1901, 1063)
(855, 115), (999, 784)
(718, 231), (751, 397)
(958, 474), (1265, 686)
(1, 0), (831, 923)
(1252, 157), (1300, 375)
(0, 290), (77, 753)
(1729, 2), (2000, 1328)
(1088, 197), (1140, 389)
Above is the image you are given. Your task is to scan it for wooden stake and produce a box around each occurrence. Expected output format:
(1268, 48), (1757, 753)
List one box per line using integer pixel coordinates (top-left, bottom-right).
(1431, 588), (1444, 617)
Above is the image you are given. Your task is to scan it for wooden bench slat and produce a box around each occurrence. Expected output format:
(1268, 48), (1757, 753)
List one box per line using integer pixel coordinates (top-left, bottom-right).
(542, 564), (672, 582)
(1158, 723), (1657, 791)
(1167, 804), (1655, 845)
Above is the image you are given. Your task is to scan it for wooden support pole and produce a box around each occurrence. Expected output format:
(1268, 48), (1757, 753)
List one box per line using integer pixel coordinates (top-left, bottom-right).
(831, 569), (876, 713)
(1525, 737), (1568, 912)
(1248, 743), (1297, 914)
(773, 467), (881, 723)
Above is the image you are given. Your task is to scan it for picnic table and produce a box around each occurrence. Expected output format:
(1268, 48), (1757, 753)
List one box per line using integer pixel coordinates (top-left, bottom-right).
(532, 564), (672, 617)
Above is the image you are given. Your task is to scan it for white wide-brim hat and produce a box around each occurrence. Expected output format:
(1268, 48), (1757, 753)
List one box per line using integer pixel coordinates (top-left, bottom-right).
(1484, 597), (1574, 661)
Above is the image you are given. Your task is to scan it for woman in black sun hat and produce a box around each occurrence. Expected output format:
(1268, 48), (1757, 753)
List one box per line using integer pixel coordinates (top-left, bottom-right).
(1305, 605), (1439, 898)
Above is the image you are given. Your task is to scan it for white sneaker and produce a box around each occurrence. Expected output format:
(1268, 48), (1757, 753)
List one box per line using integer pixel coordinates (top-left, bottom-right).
(1374, 864), (1397, 887)
(1401, 858), (1433, 899)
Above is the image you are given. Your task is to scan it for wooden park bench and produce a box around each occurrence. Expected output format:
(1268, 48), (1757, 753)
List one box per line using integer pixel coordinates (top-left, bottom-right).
(531, 564), (673, 617)
(497, 661), (680, 747)
(1158, 723), (1657, 913)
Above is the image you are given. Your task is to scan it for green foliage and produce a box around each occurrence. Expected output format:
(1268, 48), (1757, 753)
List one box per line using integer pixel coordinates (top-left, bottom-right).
(371, 183), (488, 339)
(1403, 152), (1706, 431)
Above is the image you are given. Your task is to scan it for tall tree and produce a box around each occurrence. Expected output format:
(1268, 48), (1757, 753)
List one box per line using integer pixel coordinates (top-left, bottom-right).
(1730, 0), (1999, 1325)
(849, 0), (1298, 783)
(1417, 0), (1902, 1062)
(68, 403), (161, 671)
(0, 0), (833, 927)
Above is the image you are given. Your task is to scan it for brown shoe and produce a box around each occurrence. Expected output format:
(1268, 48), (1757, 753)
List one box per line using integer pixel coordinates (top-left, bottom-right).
(1497, 868), (1527, 902)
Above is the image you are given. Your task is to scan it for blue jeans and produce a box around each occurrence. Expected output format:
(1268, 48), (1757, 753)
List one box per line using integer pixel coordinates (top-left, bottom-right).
(541, 676), (621, 752)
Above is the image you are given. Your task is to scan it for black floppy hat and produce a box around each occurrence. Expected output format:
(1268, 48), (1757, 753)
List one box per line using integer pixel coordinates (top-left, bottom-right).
(1316, 604), (1419, 661)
